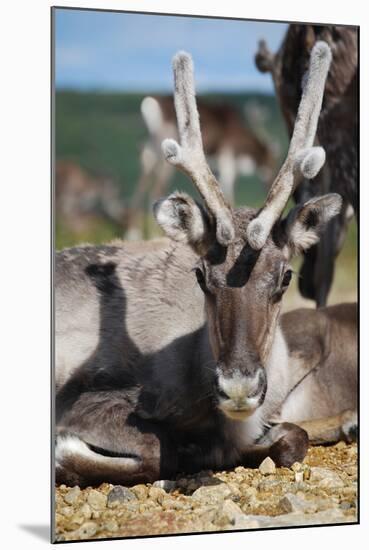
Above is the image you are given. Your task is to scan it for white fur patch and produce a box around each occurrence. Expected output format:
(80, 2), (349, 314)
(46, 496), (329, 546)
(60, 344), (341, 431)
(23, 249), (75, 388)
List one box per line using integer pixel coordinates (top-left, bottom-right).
(55, 434), (140, 471)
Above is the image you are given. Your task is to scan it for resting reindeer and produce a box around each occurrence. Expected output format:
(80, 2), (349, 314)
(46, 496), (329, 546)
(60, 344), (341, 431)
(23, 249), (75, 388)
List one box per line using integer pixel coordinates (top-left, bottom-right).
(55, 44), (357, 488)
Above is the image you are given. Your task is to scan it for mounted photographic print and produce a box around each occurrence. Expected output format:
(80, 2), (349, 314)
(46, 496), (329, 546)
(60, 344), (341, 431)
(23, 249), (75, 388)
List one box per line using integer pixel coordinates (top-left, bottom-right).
(52, 6), (358, 543)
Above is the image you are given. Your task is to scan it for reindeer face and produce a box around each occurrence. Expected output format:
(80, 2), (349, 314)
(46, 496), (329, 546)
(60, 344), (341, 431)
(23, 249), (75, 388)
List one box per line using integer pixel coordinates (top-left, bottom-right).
(193, 208), (290, 419)
(155, 194), (341, 420)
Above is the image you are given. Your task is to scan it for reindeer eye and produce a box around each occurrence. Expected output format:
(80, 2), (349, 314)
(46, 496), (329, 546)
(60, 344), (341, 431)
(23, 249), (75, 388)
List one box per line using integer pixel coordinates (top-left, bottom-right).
(195, 268), (207, 292)
(282, 269), (293, 287)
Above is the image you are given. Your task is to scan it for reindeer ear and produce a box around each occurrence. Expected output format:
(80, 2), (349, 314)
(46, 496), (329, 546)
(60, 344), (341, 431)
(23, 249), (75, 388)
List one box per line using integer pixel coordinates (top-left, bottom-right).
(283, 193), (343, 256)
(153, 192), (214, 255)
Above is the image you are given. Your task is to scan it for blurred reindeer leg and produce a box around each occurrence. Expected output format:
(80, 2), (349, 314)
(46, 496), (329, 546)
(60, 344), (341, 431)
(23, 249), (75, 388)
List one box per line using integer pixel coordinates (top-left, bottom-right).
(217, 147), (237, 205)
(149, 157), (175, 203)
(125, 146), (158, 239)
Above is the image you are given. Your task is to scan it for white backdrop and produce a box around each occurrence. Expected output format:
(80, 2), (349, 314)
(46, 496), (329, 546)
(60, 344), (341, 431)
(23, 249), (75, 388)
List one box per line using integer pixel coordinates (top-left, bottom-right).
(1, 0), (366, 548)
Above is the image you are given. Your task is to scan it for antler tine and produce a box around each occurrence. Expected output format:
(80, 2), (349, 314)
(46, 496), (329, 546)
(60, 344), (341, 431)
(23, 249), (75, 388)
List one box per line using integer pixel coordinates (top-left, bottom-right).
(255, 40), (275, 74)
(247, 41), (332, 250)
(162, 51), (235, 246)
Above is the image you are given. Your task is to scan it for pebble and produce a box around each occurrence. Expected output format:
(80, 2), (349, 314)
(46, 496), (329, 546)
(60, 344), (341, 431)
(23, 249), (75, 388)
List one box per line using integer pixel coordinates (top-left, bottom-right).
(105, 520), (118, 532)
(107, 486), (136, 507)
(215, 499), (244, 526)
(87, 489), (107, 510)
(64, 486), (81, 505)
(75, 522), (97, 538)
(309, 467), (344, 488)
(148, 486), (167, 504)
(131, 484), (148, 500)
(191, 483), (232, 504)
(259, 457), (276, 475)
(278, 493), (317, 514)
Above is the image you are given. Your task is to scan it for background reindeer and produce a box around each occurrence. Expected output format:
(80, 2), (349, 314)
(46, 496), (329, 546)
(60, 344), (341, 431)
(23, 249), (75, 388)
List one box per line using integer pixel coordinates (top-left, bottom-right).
(55, 45), (357, 488)
(255, 25), (358, 306)
(56, 161), (125, 236)
(124, 95), (275, 238)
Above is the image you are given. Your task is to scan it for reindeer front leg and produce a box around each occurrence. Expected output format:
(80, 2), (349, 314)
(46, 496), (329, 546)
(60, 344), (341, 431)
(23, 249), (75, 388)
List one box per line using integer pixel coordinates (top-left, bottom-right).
(240, 423), (309, 468)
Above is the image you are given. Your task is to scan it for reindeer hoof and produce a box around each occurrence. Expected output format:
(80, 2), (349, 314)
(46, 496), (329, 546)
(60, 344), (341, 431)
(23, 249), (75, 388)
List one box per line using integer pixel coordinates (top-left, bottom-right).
(268, 425), (309, 468)
(341, 410), (358, 443)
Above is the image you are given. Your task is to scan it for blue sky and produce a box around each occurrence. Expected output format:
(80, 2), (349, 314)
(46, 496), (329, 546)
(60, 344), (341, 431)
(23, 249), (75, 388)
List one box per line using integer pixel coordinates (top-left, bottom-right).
(55, 9), (287, 93)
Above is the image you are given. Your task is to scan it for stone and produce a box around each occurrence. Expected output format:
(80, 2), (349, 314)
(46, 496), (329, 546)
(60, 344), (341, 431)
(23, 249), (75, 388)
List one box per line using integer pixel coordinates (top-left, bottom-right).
(191, 483), (232, 504)
(105, 520), (119, 532)
(148, 486), (167, 503)
(153, 479), (176, 492)
(259, 457), (276, 475)
(309, 467), (344, 488)
(75, 522), (98, 538)
(278, 493), (318, 514)
(107, 486), (136, 507)
(59, 506), (74, 517)
(131, 484), (148, 500)
(64, 486), (81, 505)
(215, 499), (244, 526)
(79, 503), (92, 520)
(87, 489), (107, 510)
(294, 471), (304, 483)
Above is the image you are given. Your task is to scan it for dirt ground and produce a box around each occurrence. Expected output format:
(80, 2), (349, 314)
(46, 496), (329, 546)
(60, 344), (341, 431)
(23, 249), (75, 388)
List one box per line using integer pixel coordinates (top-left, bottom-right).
(54, 441), (357, 542)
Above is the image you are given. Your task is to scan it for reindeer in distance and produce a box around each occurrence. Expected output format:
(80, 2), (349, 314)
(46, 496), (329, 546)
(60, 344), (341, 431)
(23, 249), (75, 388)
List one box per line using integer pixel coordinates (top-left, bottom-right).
(255, 24), (358, 306)
(125, 94), (276, 238)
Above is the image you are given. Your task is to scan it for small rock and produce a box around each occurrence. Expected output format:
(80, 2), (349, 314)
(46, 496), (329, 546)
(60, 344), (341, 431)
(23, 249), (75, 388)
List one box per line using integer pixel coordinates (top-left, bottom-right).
(107, 486), (136, 507)
(153, 479), (176, 492)
(291, 462), (303, 472)
(335, 441), (347, 450)
(294, 471), (304, 483)
(59, 506), (74, 517)
(215, 499), (244, 526)
(131, 484), (148, 500)
(278, 493), (317, 514)
(76, 521), (97, 538)
(148, 486), (167, 503)
(105, 520), (118, 532)
(192, 483), (232, 504)
(87, 489), (107, 510)
(309, 467), (344, 488)
(79, 503), (92, 520)
(64, 486), (81, 505)
(69, 513), (85, 527)
(162, 497), (188, 510)
(259, 457), (276, 475)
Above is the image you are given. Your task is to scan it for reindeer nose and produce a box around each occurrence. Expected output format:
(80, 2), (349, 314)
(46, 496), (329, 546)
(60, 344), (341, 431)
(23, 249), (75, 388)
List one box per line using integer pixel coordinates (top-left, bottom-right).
(215, 367), (267, 419)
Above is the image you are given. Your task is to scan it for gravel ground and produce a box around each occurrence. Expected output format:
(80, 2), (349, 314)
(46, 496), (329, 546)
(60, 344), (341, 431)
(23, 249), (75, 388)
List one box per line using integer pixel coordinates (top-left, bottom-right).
(54, 442), (357, 542)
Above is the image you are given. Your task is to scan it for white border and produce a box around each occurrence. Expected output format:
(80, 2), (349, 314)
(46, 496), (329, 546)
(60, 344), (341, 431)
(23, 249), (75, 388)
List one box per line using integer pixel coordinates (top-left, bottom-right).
(1, 0), (367, 548)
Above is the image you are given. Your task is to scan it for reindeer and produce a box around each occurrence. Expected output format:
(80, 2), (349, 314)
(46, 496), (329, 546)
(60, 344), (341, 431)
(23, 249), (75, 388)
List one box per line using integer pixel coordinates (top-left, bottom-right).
(56, 161), (125, 236)
(255, 24), (358, 306)
(124, 95), (275, 238)
(55, 44), (357, 488)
